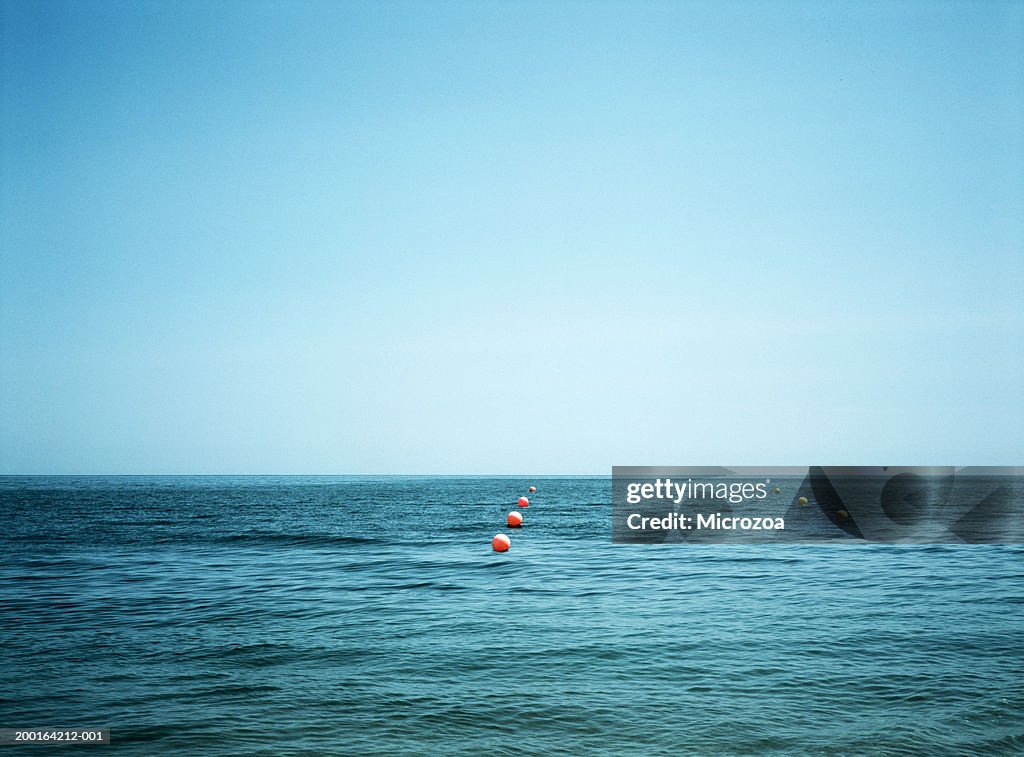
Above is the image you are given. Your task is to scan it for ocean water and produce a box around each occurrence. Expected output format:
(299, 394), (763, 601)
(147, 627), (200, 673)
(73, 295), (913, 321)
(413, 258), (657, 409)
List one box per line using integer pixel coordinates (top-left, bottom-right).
(1, 476), (1022, 756)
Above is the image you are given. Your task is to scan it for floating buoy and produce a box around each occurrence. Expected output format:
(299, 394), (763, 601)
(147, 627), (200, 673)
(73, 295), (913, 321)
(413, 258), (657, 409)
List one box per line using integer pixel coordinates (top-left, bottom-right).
(529, 486), (536, 493)
(492, 534), (510, 552)
(797, 496), (808, 506)
(518, 496), (529, 508)
(507, 511), (523, 528)
(773, 487), (781, 494)
(837, 509), (849, 520)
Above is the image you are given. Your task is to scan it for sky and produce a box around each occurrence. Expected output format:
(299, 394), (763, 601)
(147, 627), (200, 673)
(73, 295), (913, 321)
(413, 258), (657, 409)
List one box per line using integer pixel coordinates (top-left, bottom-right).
(1, 0), (1022, 474)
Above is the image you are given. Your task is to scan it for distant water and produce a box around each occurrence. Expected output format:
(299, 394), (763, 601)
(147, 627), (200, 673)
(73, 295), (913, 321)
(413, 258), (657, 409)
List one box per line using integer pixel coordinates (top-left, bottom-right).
(2, 476), (1023, 755)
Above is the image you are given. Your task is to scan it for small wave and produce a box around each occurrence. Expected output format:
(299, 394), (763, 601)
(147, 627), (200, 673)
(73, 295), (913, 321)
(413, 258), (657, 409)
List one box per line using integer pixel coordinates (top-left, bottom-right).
(213, 532), (381, 548)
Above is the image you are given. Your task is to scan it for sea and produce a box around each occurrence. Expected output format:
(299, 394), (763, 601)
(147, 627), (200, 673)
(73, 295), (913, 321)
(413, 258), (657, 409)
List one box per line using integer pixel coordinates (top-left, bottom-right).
(1, 476), (1022, 755)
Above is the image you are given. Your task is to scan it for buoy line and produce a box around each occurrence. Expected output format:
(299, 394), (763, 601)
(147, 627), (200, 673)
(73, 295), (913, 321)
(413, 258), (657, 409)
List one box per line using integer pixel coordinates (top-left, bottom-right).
(493, 484), (537, 551)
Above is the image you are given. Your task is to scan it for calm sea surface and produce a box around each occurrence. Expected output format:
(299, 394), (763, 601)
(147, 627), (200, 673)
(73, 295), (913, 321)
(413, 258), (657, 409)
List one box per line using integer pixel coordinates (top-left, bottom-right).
(1, 476), (1022, 755)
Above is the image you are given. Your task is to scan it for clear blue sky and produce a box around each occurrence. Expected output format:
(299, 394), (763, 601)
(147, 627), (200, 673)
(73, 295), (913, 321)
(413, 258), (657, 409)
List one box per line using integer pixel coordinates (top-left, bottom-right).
(1, 0), (1022, 473)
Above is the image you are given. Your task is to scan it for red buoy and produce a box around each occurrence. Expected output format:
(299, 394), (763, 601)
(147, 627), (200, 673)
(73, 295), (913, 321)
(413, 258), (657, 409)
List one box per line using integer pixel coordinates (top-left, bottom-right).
(529, 485), (536, 493)
(507, 511), (523, 528)
(492, 534), (510, 552)
(518, 496), (529, 508)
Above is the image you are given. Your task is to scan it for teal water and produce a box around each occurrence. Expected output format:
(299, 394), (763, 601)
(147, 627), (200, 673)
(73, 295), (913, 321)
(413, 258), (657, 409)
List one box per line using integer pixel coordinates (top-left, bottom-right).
(1, 476), (1022, 755)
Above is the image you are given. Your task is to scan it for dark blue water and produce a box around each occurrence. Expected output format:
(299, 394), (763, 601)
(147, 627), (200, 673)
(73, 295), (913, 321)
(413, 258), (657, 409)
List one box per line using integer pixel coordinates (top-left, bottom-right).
(2, 476), (1022, 755)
